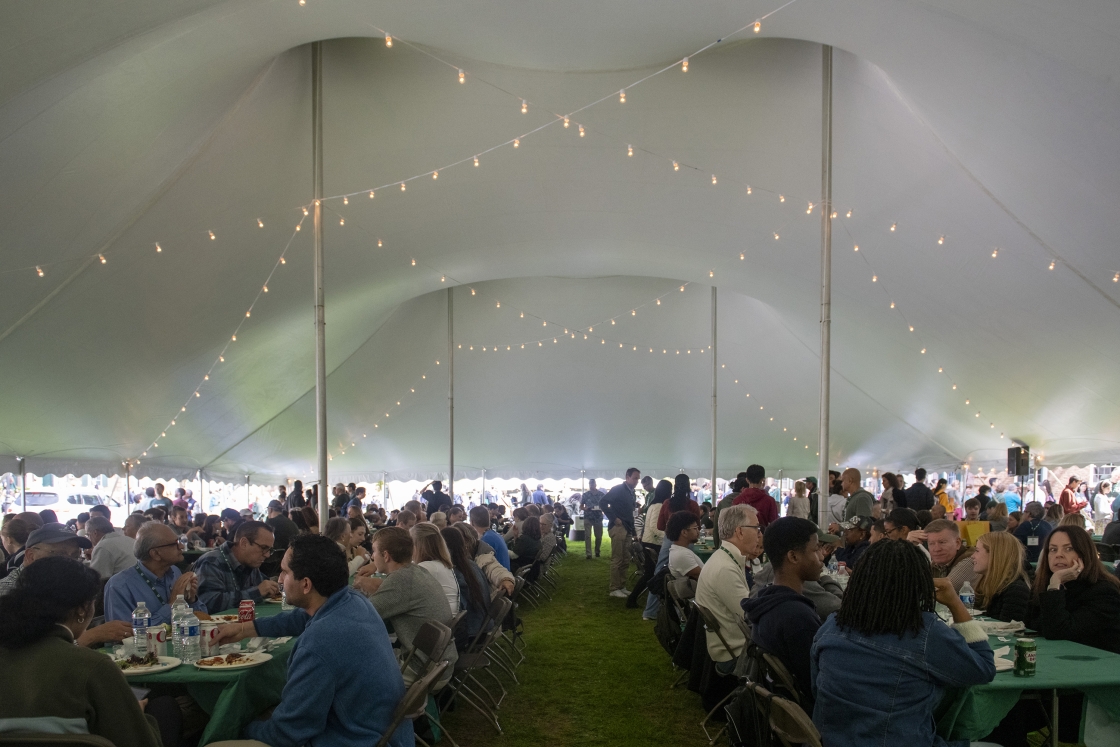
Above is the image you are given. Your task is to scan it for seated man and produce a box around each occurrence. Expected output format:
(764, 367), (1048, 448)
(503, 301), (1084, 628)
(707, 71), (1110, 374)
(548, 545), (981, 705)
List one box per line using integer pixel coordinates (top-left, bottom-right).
(86, 516), (137, 579)
(666, 511), (704, 581)
(470, 506), (510, 570)
(743, 517), (822, 708)
(962, 498), (982, 522)
(214, 535), (411, 747)
(104, 522), (205, 624)
(834, 516), (872, 569)
(694, 504), (763, 673)
(194, 521), (279, 613)
(354, 526), (458, 683)
(168, 506), (190, 536)
(923, 519), (980, 593)
(1013, 501), (1051, 564)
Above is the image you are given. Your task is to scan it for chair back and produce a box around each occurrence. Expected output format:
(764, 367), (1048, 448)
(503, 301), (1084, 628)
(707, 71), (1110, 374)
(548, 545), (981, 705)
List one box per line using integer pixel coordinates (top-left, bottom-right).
(375, 660), (450, 747)
(747, 682), (822, 747)
(399, 620), (452, 677)
(761, 652), (801, 704)
(692, 600), (738, 660)
(1096, 542), (1120, 563)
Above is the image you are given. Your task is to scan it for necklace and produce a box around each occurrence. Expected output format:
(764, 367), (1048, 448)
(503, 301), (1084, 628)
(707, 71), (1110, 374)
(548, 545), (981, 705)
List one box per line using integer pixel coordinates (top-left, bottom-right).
(134, 563), (167, 605)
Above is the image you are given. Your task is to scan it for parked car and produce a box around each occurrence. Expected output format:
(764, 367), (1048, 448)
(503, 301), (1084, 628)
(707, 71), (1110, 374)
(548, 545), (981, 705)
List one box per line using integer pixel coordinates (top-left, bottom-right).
(17, 489), (128, 527)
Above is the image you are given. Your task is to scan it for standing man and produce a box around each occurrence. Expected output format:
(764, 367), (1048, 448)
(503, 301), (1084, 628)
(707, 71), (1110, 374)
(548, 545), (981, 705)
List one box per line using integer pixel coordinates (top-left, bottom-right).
(426, 481), (452, 516)
(580, 479), (606, 559)
(531, 484), (549, 505)
(1058, 477), (1087, 516)
(602, 468), (640, 598)
(905, 468), (935, 512)
(840, 468), (875, 521)
(266, 500), (299, 555)
(732, 464), (778, 528)
(194, 521), (280, 613)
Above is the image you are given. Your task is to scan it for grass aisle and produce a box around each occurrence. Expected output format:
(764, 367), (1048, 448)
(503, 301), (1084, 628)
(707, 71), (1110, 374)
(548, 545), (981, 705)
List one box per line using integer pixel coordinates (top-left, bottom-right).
(439, 536), (713, 746)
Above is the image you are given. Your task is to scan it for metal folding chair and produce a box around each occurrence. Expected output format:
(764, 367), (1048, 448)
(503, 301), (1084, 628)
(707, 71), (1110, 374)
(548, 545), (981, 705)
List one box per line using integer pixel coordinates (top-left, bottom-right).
(375, 661), (450, 747)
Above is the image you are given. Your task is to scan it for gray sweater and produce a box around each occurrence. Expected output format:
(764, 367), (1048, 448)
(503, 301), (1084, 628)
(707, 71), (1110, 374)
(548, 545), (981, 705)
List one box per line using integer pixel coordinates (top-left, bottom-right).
(368, 564), (458, 676)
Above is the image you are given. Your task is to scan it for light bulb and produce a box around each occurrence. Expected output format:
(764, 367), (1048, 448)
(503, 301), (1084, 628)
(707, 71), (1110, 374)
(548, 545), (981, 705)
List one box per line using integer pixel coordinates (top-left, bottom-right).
(543, 321), (547, 326)
(682, 57), (688, 72)
(619, 90), (626, 103)
(807, 202), (814, 214)
(298, 0), (305, 5)
(400, 182), (406, 191)
(342, 197), (348, 205)
(377, 239), (382, 247)
(521, 99), (528, 113)
(709, 270), (714, 277)
(909, 326), (915, 332)
(231, 334), (236, 341)
(938, 236), (944, 245)
(295, 225), (301, 231)
(953, 384), (957, 389)
(746, 186), (752, 195)
(774, 233), (780, 240)
(589, 326), (593, 331)
(471, 288), (476, 295)
(369, 190), (375, 199)
(872, 275), (877, 282)
(611, 319), (615, 325)
(965, 399), (970, 404)
(578, 126), (584, 137)
(246, 310), (251, 317)
(258, 219), (264, 227)
(890, 223), (897, 231)
(1114, 273), (1119, 283)
(920, 348), (926, 354)
(194, 391), (200, 398)
(432, 171), (438, 180)
(631, 309), (636, 316)
(740, 253), (745, 260)
(680, 285), (685, 292)
(441, 276), (445, 282)
(263, 284), (269, 292)
(520, 312), (524, 318)
(890, 301), (895, 308)
(35, 266), (44, 276)
(990, 423), (994, 428)
(753, 20), (761, 32)
(411, 258), (416, 266)
(459, 69), (465, 83)
(673, 161), (679, 171)
(1048, 261), (1055, 270)
(155, 242), (162, 252)
(656, 299), (661, 305)
(831, 211), (837, 219)
(474, 156), (479, 167)
(385, 34), (392, 47)
(975, 412), (980, 417)
(712, 175), (718, 185)
(513, 139), (520, 148)
(779, 194), (785, 202)
(846, 209), (852, 218)
(339, 218), (344, 225)
(938, 367), (943, 372)
(627, 144), (633, 157)
(303, 207), (309, 216)
(496, 302), (500, 308)
(99, 254), (106, 264)
(219, 356), (224, 362)
(991, 249), (998, 258)
(854, 245), (859, 251)
(563, 117), (569, 128)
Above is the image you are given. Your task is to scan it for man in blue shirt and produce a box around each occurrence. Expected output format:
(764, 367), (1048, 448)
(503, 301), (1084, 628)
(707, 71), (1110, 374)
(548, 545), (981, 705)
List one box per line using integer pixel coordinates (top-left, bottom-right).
(470, 507), (510, 570)
(194, 521), (279, 613)
(104, 523), (206, 625)
(214, 534), (410, 747)
(998, 485), (1023, 514)
(531, 484), (549, 505)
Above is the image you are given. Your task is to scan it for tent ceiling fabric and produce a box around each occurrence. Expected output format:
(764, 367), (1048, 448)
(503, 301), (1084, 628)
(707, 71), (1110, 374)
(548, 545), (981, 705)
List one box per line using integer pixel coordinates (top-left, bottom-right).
(2, 2), (1118, 481)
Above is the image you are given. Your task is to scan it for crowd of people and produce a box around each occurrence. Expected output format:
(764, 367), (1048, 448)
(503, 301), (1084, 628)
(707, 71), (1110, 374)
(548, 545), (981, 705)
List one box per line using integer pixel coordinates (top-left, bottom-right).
(0, 478), (569, 746)
(591, 464), (1120, 747)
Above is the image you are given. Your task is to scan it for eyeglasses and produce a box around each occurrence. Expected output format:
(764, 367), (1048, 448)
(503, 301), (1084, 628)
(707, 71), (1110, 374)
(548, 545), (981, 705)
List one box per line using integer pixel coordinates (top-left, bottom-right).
(152, 541), (181, 552)
(247, 539), (274, 553)
(737, 524), (762, 532)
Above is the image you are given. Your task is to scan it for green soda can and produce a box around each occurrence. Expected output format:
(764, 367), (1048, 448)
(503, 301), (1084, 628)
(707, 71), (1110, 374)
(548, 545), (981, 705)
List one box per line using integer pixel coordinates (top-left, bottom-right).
(1014, 638), (1036, 677)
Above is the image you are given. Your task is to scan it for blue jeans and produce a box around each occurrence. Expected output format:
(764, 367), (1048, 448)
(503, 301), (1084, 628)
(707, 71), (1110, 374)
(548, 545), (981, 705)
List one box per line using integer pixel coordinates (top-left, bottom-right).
(642, 537), (672, 618)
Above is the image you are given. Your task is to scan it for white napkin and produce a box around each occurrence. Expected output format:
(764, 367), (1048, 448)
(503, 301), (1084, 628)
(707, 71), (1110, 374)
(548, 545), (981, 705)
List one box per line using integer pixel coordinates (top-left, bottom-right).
(992, 645), (1014, 672)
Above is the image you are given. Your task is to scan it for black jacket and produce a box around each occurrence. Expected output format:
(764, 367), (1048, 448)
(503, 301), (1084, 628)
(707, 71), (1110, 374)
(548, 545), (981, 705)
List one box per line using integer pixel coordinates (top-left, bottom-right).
(601, 484), (637, 536)
(904, 483), (935, 512)
(982, 577), (1030, 623)
(742, 584), (821, 707)
(1027, 577), (1120, 654)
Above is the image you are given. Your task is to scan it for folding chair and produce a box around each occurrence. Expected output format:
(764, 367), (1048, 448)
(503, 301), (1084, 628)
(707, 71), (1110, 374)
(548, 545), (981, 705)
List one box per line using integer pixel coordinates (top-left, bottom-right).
(442, 596), (514, 733)
(692, 600), (743, 744)
(375, 661), (450, 747)
(398, 620), (453, 681)
(746, 682), (823, 747)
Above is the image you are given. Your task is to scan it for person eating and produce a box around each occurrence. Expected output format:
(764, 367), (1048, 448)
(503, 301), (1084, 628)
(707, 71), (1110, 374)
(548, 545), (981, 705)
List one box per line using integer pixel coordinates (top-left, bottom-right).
(194, 520), (279, 613)
(104, 523), (206, 624)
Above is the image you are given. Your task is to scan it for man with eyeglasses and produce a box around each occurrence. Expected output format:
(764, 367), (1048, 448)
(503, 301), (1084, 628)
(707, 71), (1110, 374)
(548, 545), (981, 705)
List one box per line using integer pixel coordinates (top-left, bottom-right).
(694, 504), (764, 673)
(194, 521), (279, 613)
(0, 523), (92, 598)
(104, 522), (206, 624)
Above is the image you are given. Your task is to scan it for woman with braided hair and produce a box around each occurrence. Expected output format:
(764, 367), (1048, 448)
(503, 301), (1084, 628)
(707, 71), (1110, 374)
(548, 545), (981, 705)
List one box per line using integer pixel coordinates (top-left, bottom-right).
(810, 540), (997, 747)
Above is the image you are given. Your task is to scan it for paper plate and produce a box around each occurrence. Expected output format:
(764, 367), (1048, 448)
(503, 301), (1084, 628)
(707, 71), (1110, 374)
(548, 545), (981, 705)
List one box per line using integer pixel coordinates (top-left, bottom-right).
(994, 657), (1015, 672)
(193, 652), (273, 670)
(116, 656), (181, 676)
(978, 620), (1026, 635)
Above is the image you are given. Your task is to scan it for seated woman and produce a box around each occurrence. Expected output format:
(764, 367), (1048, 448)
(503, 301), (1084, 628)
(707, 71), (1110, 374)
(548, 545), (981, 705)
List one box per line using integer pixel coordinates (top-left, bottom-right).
(971, 531), (1030, 622)
(0, 557), (164, 746)
(349, 517), (373, 558)
(440, 527), (490, 649)
(984, 502), (1009, 532)
(536, 514), (557, 561)
(508, 516), (542, 573)
(411, 522), (460, 616)
(453, 523), (515, 597)
(811, 540), (995, 747)
(299, 506), (320, 534)
(1057, 512), (1087, 530)
(1028, 526), (1120, 652)
(503, 507), (529, 544)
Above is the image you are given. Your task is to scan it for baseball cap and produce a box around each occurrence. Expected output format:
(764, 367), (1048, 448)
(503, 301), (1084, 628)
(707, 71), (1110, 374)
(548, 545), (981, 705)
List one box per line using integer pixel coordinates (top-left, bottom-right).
(27, 523), (92, 550)
(838, 515), (873, 531)
(815, 527), (841, 545)
(239, 508), (253, 518)
(804, 476), (818, 486)
(267, 500), (285, 511)
(220, 508), (242, 522)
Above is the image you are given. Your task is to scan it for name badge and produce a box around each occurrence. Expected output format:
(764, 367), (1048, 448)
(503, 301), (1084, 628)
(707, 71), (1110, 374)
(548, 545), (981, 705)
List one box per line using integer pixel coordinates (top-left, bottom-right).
(1027, 536), (1039, 546)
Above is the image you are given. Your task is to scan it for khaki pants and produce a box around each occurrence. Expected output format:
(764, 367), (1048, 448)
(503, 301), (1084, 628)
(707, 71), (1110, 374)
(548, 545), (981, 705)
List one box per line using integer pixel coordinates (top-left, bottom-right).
(584, 515), (603, 557)
(608, 524), (631, 592)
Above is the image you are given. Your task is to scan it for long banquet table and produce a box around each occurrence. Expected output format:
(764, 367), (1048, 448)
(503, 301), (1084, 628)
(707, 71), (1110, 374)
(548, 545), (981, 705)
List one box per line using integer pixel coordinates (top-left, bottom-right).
(123, 603), (294, 745)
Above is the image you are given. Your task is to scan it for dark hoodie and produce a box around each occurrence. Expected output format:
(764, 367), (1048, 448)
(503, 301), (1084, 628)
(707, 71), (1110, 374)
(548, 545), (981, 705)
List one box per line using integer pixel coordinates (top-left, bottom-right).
(742, 584), (821, 707)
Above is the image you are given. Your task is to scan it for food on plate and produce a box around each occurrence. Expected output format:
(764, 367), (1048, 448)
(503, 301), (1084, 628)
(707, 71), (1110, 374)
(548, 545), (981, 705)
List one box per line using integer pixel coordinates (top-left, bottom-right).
(117, 651), (160, 670)
(197, 653), (248, 667)
(209, 614), (240, 623)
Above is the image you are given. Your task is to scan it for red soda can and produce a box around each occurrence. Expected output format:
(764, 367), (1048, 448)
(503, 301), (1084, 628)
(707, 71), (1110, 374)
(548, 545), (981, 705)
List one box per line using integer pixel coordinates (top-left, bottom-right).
(238, 600), (255, 622)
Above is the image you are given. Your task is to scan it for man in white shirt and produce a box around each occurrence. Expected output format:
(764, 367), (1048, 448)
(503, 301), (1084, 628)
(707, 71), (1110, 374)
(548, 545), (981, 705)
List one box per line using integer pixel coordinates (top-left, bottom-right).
(85, 516), (137, 579)
(694, 504), (763, 673)
(666, 511), (704, 581)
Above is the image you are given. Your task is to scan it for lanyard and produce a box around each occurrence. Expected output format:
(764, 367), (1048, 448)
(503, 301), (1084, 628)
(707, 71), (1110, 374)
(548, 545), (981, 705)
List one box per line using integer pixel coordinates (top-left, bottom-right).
(719, 546), (740, 567)
(220, 545), (238, 576)
(134, 563), (167, 606)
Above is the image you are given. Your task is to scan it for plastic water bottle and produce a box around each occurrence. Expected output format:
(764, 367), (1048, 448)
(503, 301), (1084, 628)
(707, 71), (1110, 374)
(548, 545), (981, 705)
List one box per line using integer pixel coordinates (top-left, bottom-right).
(174, 600), (201, 663)
(131, 602), (151, 657)
(959, 581), (976, 611)
(827, 555), (839, 576)
(281, 584), (293, 612)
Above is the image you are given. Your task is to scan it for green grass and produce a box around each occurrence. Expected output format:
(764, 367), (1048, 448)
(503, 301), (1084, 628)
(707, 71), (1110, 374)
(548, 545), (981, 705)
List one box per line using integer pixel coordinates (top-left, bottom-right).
(439, 536), (712, 746)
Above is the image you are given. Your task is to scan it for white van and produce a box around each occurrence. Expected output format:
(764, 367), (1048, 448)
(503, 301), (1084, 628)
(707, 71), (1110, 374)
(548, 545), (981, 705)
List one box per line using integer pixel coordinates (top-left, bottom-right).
(17, 489), (128, 527)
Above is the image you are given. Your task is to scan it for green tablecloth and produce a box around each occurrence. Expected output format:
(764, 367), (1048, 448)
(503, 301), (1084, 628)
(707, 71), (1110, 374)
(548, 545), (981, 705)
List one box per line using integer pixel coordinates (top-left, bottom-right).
(936, 634), (1120, 742)
(694, 543), (714, 563)
(125, 603), (294, 745)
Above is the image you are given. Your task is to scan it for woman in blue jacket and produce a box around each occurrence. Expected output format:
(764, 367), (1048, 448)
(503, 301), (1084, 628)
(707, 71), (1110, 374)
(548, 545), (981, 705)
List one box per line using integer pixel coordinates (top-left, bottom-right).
(811, 540), (996, 747)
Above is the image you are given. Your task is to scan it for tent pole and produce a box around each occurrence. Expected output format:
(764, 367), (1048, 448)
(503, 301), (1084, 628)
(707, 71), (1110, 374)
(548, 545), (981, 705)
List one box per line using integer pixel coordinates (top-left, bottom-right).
(711, 286), (718, 503)
(311, 41), (328, 532)
(197, 469), (204, 512)
(448, 286), (454, 503)
(124, 462), (130, 511)
(816, 44), (834, 528)
(19, 458), (26, 512)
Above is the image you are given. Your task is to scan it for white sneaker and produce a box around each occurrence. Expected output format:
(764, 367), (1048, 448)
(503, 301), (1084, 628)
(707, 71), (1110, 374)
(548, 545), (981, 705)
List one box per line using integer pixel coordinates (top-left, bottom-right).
(609, 590), (629, 598)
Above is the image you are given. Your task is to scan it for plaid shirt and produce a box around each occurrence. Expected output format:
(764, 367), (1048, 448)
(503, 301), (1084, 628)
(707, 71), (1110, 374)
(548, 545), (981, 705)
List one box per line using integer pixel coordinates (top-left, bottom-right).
(194, 543), (265, 613)
(0, 566), (22, 598)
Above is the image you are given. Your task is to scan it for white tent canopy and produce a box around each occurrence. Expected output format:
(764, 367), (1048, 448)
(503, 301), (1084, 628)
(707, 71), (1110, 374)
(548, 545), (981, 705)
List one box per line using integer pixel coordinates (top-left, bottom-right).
(2, 1), (1118, 483)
